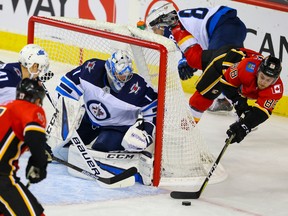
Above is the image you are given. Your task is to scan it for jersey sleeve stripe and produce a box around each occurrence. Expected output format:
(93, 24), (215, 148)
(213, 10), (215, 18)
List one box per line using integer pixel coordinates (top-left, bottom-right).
(141, 100), (157, 112)
(24, 125), (45, 135)
(61, 76), (83, 96)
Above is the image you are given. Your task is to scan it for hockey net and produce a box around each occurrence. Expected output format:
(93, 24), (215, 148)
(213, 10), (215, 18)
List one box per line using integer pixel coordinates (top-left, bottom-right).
(27, 16), (227, 187)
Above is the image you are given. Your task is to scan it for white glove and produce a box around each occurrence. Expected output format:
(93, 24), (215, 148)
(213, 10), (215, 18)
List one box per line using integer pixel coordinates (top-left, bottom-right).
(121, 119), (154, 152)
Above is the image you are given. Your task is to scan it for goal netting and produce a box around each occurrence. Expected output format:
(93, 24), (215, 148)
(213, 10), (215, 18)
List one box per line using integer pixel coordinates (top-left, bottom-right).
(28, 16), (227, 187)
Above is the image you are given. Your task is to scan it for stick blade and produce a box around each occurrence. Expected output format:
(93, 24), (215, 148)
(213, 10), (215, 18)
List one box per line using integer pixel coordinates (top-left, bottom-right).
(98, 167), (138, 184)
(97, 167), (138, 188)
(97, 175), (135, 189)
(170, 191), (201, 199)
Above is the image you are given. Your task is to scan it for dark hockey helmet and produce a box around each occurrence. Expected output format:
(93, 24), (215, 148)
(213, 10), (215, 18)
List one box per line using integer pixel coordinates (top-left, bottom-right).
(258, 56), (282, 78)
(16, 78), (45, 105)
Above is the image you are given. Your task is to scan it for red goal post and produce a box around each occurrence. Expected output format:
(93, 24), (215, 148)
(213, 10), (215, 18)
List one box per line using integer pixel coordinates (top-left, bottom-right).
(27, 16), (227, 187)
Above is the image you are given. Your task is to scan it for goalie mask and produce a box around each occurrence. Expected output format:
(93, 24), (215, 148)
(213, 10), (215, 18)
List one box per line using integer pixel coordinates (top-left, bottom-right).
(19, 44), (50, 79)
(105, 50), (133, 93)
(16, 78), (46, 106)
(146, 2), (178, 29)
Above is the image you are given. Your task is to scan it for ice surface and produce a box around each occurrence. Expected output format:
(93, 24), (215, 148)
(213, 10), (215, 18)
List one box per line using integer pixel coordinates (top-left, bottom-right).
(1, 50), (288, 216)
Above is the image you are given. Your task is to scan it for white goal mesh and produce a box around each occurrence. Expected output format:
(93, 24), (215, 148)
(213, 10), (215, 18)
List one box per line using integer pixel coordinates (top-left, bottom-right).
(28, 16), (227, 186)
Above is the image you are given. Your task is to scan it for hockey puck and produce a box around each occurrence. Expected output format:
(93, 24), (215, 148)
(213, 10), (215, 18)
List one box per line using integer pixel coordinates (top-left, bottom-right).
(182, 201), (191, 206)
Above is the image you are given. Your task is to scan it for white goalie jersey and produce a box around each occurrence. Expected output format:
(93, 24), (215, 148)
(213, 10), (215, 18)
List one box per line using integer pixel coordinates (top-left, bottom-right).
(55, 58), (158, 127)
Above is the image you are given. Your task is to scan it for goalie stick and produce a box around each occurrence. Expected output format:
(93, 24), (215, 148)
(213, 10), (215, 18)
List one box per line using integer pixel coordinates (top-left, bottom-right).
(69, 129), (138, 187)
(41, 80), (70, 141)
(52, 155), (137, 188)
(170, 134), (235, 199)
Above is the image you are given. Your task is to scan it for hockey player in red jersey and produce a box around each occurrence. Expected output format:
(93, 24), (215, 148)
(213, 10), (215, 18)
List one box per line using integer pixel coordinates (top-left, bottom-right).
(0, 78), (48, 216)
(223, 55), (283, 143)
(169, 21), (284, 143)
(153, 13), (284, 143)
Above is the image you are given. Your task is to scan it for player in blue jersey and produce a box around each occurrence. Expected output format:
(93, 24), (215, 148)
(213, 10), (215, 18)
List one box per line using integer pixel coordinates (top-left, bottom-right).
(56, 50), (157, 152)
(0, 44), (50, 104)
(146, 3), (247, 112)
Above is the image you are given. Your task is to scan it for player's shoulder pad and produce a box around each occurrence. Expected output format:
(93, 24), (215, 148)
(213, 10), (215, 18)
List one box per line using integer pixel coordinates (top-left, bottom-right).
(0, 62), (22, 85)
(30, 105), (46, 128)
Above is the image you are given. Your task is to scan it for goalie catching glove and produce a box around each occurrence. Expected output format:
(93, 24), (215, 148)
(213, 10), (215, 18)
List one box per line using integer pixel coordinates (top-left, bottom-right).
(121, 118), (155, 152)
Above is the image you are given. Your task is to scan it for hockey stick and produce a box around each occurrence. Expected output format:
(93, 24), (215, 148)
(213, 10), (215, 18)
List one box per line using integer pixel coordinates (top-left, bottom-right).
(64, 127), (138, 188)
(170, 134), (235, 199)
(42, 82), (60, 138)
(42, 80), (70, 141)
(52, 155), (137, 188)
(61, 96), (69, 140)
(69, 130), (106, 176)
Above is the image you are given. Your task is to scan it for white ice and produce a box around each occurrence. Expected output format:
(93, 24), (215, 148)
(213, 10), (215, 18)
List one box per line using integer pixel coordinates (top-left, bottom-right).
(1, 50), (288, 216)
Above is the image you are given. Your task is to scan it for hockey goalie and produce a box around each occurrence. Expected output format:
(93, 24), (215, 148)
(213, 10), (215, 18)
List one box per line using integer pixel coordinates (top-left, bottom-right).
(50, 49), (157, 185)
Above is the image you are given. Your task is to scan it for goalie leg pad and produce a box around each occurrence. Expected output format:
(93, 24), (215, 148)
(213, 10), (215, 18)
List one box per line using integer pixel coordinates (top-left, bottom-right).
(68, 145), (155, 186)
(138, 152), (154, 186)
(68, 145), (139, 180)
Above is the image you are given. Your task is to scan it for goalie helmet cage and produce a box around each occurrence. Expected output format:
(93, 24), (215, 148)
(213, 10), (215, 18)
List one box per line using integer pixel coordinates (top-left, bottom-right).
(27, 16), (227, 187)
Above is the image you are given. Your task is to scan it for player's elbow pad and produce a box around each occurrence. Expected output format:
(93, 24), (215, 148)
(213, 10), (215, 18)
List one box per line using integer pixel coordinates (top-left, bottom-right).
(243, 107), (269, 129)
(171, 24), (198, 53)
(184, 44), (203, 69)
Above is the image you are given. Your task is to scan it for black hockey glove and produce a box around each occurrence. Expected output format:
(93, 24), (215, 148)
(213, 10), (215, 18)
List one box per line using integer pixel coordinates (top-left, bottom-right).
(226, 120), (251, 144)
(178, 58), (197, 80)
(233, 97), (251, 118)
(26, 157), (47, 184)
(45, 143), (53, 163)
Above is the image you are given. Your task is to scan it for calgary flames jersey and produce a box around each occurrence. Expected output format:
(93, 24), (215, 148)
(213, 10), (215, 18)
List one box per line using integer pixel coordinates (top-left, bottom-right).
(0, 100), (47, 175)
(223, 56), (284, 113)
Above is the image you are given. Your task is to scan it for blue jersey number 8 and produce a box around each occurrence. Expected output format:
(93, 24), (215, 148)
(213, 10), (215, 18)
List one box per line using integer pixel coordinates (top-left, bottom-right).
(178, 8), (208, 20)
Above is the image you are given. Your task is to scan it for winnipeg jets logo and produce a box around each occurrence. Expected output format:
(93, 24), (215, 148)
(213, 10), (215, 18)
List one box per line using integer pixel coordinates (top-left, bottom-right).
(13, 67), (21, 77)
(85, 61), (96, 73)
(129, 82), (141, 94)
(92, 104), (104, 117)
(87, 100), (110, 121)
(37, 50), (46, 56)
